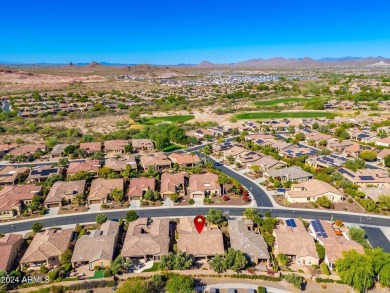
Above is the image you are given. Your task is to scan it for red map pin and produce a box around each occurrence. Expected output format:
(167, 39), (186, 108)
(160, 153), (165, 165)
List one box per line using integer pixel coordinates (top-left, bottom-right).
(194, 215), (206, 234)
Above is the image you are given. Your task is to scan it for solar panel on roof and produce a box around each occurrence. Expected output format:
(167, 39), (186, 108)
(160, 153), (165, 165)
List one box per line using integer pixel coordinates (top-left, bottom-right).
(290, 219), (297, 227)
(338, 168), (355, 178)
(359, 176), (375, 181)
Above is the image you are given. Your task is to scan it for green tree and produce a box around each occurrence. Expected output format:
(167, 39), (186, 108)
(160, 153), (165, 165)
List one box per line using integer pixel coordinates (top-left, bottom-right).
(283, 273), (305, 290)
(32, 222), (43, 233)
(359, 150), (377, 161)
(48, 269), (59, 281)
(210, 254), (226, 273)
(277, 253), (289, 267)
(117, 278), (149, 293)
(316, 196), (332, 208)
(349, 226), (370, 248)
(207, 209), (225, 226)
(45, 174), (63, 187)
(58, 158), (69, 167)
(169, 193), (180, 202)
(336, 250), (375, 292)
(60, 249), (72, 264)
(125, 211), (138, 223)
(160, 252), (193, 270)
(96, 214), (107, 225)
(110, 188), (124, 202)
(99, 166), (120, 179)
(242, 208), (259, 221)
(143, 189), (159, 201)
(315, 242), (326, 260)
(384, 155), (390, 167)
(165, 275), (195, 293)
(224, 248), (248, 272)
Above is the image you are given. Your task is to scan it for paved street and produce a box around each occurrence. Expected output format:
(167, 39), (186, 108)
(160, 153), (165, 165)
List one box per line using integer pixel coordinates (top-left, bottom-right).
(364, 227), (390, 253)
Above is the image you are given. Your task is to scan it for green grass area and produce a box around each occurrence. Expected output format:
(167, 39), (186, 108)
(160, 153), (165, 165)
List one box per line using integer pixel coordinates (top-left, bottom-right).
(235, 111), (335, 120)
(89, 270), (104, 279)
(141, 115), (195, 125)
(162, 144), (186, 152)
(142, 262), (160, 272)
(253, 97), (315, 106)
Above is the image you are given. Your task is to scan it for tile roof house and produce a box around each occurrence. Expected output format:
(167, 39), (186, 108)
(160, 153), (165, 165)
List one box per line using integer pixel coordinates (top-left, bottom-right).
(128, 177), (156, 200)
(88, 178), (124, 204)
(0, 184), (42, 219)
(0, 144), (17, 158)
(44, 180), (86, 208)
(235, 151), (263, 166)
(79, 142), (102, 154)
(27, 166), (63, 183)
(168, 153), (200, 167)
(105, 154), (137, 172)
(280, 145), (318, 158)
(71, 220), (119, 269)
(309, 220), (364, 268)
(177, 217), (224, 259)
(0, 166), (30, 186)
(50, 144), (70, 158)
(273, 219), (319, 266)
(66, 160), (100, 177)
(104, 140), (130, 156)
(140, 154), (171, 170)
(337, 168), (390, 188)
(0, 234), (23, 272)
(122, 218), (170, 261)
(160, 173), (186, 198)
(131, 139), (154, 151)
(228, 220), (270, 265)
(247, 156), (287, 172)
(377, 148), (390, 165)
(188, 172), (220, 198)
(20, 228), (73, 268)
(264, 166), (313, 183)
(306, 155), (347, 168)
(375, 137), (390, 147)
(8, 144), (47, 157)
(222, 146), (248, 160)
(285, 179), (344, 203)
(359, 187), (390, 202)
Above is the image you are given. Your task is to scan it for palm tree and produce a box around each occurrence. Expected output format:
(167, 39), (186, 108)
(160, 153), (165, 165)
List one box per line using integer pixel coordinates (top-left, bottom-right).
(217, 174), (230, 196)
(243, 208), (258, 221)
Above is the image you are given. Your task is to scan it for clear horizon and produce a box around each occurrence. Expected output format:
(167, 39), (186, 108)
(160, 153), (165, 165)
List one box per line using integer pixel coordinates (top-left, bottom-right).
(1, 0), (390, 64)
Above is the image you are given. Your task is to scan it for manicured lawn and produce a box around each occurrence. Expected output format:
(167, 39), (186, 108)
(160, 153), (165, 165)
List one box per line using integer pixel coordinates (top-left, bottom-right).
(253, 97), (315, 106)
(163, 144), (186, 152)
(141, 115), (195, 125)
(142, 262), (160, 272)
(235, 111), (336, 120)
(89, 270), (104, 279)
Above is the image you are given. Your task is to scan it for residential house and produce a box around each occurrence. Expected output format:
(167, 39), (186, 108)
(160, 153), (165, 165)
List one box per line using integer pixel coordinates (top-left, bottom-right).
(188, 172), (220, 198)
(285, 179), (344, 203)
(347, 128), (378, 143)
(228, 220), (270, 266)
(0, 166), (30, 186)
(212, 141), (234, 153)
(0, 234), (23, 272)
(105, 154), (137, 172)
(337, 168), (390, 188)
(160, 173), (186, 198)
(327, 138), (356, 154)
(44, 180), (86, 208)
(264, 166), (313, 183)
(0, 184), (42, 219)
(359, 187), (390, 202)
(66, 160), (100, 178)
(168, 153), (200, 167)
(140, 154), (171, 170)
(104, 140), (130, 157)
(79, 142), (102, 155)
(71, 220), (119, 269)
(128, 177), (156, 200)
(273, 219), (319, 266)
(377, 149), (390, 165)
(20, 229), (73, 268)
(131, 139), (154, 152)
(309, 220), (364, 268)
(235, 151), (263, 167)
(247, 156), (287, 173)
(186, 129), (213, 139)
(27, 166), (63, 183)
(121, 218), (170, 261)
(280, 145), (317, 158)
(222, 145), (247, 160)
(177, 217), (224, 260)
(375, 137), (390, 147)
(50, 144), (70, 158)
(306, 155), (347, 169)
(0, 144), (17, 158)
(8, 144), (47, 159)
(88, 178), (124, 204)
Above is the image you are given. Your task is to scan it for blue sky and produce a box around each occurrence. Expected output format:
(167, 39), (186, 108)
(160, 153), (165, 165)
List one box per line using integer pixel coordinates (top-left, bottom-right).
(1, 0), (389, 64)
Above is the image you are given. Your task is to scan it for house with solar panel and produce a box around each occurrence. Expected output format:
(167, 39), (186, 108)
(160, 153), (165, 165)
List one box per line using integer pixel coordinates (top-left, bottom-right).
(273, 218), (319, 266)
(306, 154), (347, 169)
(309, 219), (364, 269)
(264, 166), (313, 183)
(337, 168), (390, 188)
(279, 145), (318, 158)
(27, 166), (64, 183)
(285, 179), (344, 204)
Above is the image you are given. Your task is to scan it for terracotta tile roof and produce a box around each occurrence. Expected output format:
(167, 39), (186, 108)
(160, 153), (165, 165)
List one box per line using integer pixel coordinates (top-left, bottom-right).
(0, 234), (23, 271)
(71, 220), (119, 263)
(377, 148), (390, 160)
(79, 142), (101, 152)
(67, 160), (100, 175)
(0, 184), (42, 211)
(0, 166), (29, 185)
(88, 178), (123, 201)
(287, 179), (343, 199)
(105, 155), (137, 171)
(265, 166), (313, 181)
(104, 140), (129, 151)
(160, 173), (185, 194)
(8, 144), (47, 156)
(189, 172), (219, 193)
(177, 217), (224, 257)
(0, 144), (17, 153)
(44, 180), (86, 204)
(121, 218), (170, 258)
(128, 177), (155, 197)
(140, 154), (171, 169)
(273, 219), (319, 260)
(168, 153), (200, 165)
(20, 229), (73, 264)
(131, 139), (154, 149)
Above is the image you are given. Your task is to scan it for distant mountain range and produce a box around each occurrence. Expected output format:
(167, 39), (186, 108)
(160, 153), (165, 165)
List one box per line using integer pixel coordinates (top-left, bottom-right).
(1, 57), (390, 67)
